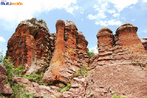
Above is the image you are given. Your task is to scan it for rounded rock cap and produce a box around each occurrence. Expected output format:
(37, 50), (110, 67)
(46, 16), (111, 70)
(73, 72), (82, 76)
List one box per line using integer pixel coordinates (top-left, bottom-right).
(97, 27), (113, 38)
(116, 23), (138, 33)
(56, 19), (65, 28)
(65, 20), (78, 30)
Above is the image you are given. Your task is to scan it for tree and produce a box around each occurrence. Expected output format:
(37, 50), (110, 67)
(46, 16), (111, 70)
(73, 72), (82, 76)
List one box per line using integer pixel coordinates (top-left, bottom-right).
(87, 48), (95, 58)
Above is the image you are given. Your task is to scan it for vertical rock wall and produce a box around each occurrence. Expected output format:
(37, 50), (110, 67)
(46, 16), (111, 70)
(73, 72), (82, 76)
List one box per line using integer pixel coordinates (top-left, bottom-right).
(6, 18), (52, 74)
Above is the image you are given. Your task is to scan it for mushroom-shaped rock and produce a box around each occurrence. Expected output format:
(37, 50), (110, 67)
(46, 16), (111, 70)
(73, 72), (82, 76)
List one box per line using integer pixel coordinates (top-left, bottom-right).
(114, 23), (146, 54)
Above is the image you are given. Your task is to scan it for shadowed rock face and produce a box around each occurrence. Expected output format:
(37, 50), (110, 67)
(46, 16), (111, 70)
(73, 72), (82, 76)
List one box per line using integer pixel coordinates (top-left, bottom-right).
(6, 18), (52, 74)
(76, 31), (89, 65)
(140, 38), (147, 52)
(0, 64), (13, 96)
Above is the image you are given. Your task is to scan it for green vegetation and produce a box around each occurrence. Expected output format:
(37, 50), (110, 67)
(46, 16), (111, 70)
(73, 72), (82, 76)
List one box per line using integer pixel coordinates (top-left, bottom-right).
(0, 52), (41, 98)
(19, 72), (45, 85)
(75, 65), (90, 77)
(113, 93), (122, 98)
(113, 93), (128, 98)
(11, 83), (34, 98)
(87, 48), (95, 58)
(60, 83), (71, 93)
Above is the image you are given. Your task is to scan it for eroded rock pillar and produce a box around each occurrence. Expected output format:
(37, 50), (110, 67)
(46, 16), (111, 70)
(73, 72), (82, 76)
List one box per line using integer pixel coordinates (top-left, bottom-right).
(96, 27), (114, 65)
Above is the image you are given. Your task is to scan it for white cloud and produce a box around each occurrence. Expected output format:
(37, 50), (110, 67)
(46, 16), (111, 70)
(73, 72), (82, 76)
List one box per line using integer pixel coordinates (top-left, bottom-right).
(89, 46), (98, 54)
(87, 14), (97, 20)
(143, 0), (147, 2)
(95, 19), (121, 26)
(108, 0), (138, 12)
(107, 10), (115, 14)
(0, 37), (6, 42)
(87, 2), (107, 20)
(113, 13), (120, 17)
(131, 19), (135, 21)
(0, 0), (77, 22)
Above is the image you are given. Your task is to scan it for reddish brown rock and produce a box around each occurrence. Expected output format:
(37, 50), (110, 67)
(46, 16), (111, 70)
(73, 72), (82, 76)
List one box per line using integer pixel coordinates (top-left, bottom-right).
(85, 64), (147, 98)
(96, 27), (114, 65)
(43, 19), (66, 83)
(114, 23), (145, 54)
(76, 31), (89, 65)
(6, 18), (51, 74)
(64, 20), (78, 61)
(0, 64), (13, 96)
(140, 38), (147, 52)
(43, 20), (87, 84)
(13, 77), (61, 98)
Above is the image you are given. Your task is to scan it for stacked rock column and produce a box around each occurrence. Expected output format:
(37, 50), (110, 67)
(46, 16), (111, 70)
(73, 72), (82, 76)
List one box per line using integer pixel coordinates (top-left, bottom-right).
(114, 23), (146, 55)
(96, 27), (114, 65)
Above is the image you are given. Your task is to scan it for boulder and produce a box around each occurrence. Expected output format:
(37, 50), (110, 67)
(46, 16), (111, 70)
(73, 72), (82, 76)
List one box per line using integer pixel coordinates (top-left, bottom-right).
(0, 64), (13, 96)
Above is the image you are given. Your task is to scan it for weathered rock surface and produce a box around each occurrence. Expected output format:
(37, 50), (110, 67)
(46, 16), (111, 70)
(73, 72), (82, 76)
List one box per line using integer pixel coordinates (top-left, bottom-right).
(96, 27), (114, 65)
(85, 64), (147, 98)
(43, 20), (88, 84)
(6, 18), (53, 74)
(0, 64), (13, 96)
(4, 19), (147, 98)
(14, 77), (61, 98)
(140, 38), (147, 52)
(76, 31), (90, 65)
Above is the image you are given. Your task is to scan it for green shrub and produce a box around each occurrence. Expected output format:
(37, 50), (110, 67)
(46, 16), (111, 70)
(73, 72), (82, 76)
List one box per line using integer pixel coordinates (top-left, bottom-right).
(87, 48), (95, 58)
(75, 65), (90, 77)
(60, 83), (71, 93)
(11, 83), (34, 98)
(19, 72), (45, 85)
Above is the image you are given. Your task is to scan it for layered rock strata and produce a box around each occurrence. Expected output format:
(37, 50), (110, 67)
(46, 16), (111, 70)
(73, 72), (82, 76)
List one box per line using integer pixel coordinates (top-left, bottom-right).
(76, 31), (90, 65)
(43, 20), (90, 84)
(96, 27), (114, 65)
(6, 18), (52, 74)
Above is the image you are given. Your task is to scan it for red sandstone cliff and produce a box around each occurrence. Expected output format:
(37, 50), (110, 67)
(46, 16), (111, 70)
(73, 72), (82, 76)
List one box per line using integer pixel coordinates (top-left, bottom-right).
(3, 19), (147, 98)
(6, 18), (52, 74)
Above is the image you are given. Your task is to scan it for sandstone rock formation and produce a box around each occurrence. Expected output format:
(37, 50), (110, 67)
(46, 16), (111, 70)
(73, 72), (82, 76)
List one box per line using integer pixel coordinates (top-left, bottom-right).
(43, 20), (89, 84)
(96, 27), (114, 65)
(76, 31), (89, 65)
(0, 64), (13, 96)
(6, 18), (53, 74)
(140, 38), (147, 52)
(4, 19), (147, 98)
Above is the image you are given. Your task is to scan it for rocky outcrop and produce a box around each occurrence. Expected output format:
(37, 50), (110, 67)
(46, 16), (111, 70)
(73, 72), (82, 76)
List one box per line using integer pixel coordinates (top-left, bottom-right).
(43, 20), (89, 84)
(85, 64), (147, 98)
(14, 77), (61, 98)
(0, 64), (13, 96)
(76, 31), (89, 65)
(140, 38), (147, 52)
(4, 19), (147, 98)
(6, 18), (53, 74)
(96, 27), (114, 65)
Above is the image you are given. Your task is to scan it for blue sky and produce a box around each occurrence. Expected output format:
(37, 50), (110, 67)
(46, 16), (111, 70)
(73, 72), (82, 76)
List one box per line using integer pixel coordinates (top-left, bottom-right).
(0, 0), (147, 55)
